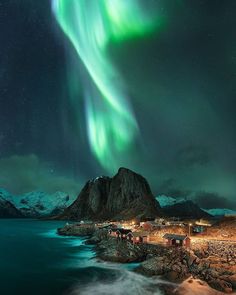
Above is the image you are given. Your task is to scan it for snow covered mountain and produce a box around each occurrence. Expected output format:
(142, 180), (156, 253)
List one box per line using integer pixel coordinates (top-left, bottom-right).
(0, 195), (23, 218)
(0, 189), (76, 217)
(156, 195), (186, 208)
(156, 194), (236, 217)
(203, 208), (236, 216)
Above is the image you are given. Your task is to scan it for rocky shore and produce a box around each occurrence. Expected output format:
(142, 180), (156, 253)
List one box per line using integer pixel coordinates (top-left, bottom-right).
(57, 223), (236, 294)
(57, 223), (96, 236)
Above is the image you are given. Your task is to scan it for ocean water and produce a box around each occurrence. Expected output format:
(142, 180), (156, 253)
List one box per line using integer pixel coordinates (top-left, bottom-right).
(0, 219), (169, 295)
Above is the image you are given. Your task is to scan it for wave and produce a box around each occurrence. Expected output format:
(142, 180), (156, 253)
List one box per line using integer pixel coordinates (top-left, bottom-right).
(39, 229), (86, 245)
(39, 229), (176, 294)
(70, 266), (177, 295)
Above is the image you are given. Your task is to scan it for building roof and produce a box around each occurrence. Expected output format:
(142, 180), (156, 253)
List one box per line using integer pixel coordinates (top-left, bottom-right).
(163, 234), (189, 240)
(116, 229), (132, 235)
(109, 228), (122, 232)
(195, 221), (212, 227)
(146, 221), (159, 226)
(100, 224), (113, 229)
(127, 231), (149, 237)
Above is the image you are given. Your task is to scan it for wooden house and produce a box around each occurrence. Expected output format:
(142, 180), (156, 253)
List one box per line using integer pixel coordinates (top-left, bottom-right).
(108, 228), (121, 238)
(163, 234), (191, 247)
(194, 219), (213, 234)
(126, 231), (149, 244)
(141, 221), (159, 231)
(116, 229), (132, 240)
(101, 224), (115, 229)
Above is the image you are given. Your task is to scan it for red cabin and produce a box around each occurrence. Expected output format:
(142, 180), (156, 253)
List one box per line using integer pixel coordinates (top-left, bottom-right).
(108, 228), (121, 238)
(126, 232), (148, 244)
(142, 221), (159, 231)
(163, 234), (191, 247)
(116, 229), (132, 240)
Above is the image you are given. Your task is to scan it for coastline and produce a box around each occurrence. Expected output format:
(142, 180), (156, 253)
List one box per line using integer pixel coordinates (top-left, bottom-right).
(57, 223), (236, 295)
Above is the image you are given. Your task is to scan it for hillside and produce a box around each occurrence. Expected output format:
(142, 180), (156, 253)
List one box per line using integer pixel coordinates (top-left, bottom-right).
(0, 196), (23, 218)
(162, 200), (212, 219)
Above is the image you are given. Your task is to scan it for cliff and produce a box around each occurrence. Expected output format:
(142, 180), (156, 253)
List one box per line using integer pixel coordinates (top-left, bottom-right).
(58, 167), (162, 221)
(0, 196), (24, 218)
(0, 188), (76, 218)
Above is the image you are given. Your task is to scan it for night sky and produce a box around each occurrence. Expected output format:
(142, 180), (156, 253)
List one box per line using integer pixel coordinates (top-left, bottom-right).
(0, 0), (236, 209)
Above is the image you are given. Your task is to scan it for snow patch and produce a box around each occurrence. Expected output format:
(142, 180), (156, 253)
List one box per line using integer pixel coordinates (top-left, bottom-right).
(0, 188), (76, 217)
(156, 195), (186, 208)
(203, 208), (236, 216)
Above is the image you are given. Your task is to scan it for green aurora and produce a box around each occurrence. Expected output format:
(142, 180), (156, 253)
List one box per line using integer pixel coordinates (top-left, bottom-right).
(52, 0), (162, 172)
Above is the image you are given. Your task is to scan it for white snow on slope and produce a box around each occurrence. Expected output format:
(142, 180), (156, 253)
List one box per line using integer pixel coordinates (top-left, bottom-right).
(0, 188), (76, 217)
(156, 195), (185, 208)
(156, 194), (236, 216)
(203, 208), (236, 216)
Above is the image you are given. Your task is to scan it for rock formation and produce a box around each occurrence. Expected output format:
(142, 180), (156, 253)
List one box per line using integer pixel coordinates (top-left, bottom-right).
(58, 167), (162, 221)
(0, 197), (24, 218)
(0, 188), (75, 218)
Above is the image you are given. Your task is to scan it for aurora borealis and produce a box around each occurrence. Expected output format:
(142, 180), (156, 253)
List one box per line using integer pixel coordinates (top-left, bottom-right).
(52, 0), (161, 170)
(1, 0), (236, 209)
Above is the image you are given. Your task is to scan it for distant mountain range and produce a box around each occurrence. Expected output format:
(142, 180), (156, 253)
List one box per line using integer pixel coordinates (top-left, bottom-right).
(162, 200), (212, 219)
(203, 208), (236, 216)
(0, 172), (235, 219)
(156, 195), (236, 217)
(0, 189), (76, 218)
(0, 196), (23, 218)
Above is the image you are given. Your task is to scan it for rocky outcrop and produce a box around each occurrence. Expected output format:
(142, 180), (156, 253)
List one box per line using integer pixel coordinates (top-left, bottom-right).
(96, 238), (147, 263)
(0, 197), (24, 218)
(136, 240), (236, 293)
(174, 277), (226, 295)
(58, 167), (162, 221)
(87, 230), (161, 263)
(57, 222), (236, 293)
(163, 200), (212, 219)
(136, 247), (192, 281)
(206, 216), (236, 240)
(57, 223), (96, 236)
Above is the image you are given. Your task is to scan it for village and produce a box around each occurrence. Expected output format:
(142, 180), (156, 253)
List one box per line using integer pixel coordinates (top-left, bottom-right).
(58, 215), (236, 293)
(91, 215), (236, 247)
(60, 216), (236, 253)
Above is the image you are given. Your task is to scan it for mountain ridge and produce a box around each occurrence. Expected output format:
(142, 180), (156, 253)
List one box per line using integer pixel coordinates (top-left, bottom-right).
(58, 167), (163, 221)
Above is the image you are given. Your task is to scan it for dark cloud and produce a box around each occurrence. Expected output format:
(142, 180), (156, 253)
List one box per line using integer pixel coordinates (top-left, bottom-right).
(0, 154), (81, 197)
(157, 178), (191, 199)
(176, 145), (211, 167)
(194, 192), (236, 210)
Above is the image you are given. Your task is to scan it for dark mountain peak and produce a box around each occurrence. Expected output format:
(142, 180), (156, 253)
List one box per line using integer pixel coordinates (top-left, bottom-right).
(90, 175), (110, 183)
(115, 167), (151, 188)
(0, 196), (24, 218)
(118, 167), (129, 173)
(59, 168), (162, 221)
(117, 167), (137, 175)
(163, 200), (212, 219)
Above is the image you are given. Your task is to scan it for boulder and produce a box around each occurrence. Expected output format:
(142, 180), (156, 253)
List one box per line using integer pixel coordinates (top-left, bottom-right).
(208, 279), (233, 293)
(96, 237), (146, 263)
(227, 274), (236, 289)
(185, 250), (198, 267)
(136, 256), (166, 276)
